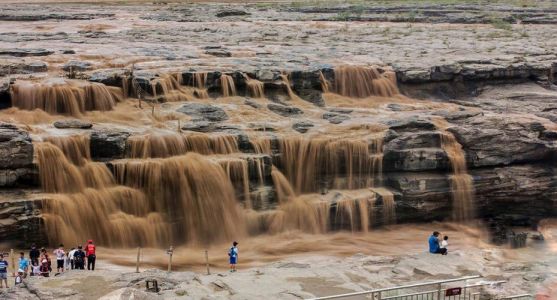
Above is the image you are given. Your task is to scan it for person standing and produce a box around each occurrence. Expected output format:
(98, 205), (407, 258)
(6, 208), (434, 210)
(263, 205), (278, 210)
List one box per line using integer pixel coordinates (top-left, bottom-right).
(85, 240), (96, 271)
(228, 241), (239, 272)
(74, 246), (86, 270)
(18, 252), (29, 278)
(53, 244), (66, 274)
(29, 244), (40, 266)
(68, 247), (77, 270)
(0, 254), (8, 288)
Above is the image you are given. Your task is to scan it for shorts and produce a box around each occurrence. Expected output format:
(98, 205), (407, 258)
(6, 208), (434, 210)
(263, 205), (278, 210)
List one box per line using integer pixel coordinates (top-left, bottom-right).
(57, 259), (64, 269)
(0, 272), (6, 280)
(229, 257), (237, 265)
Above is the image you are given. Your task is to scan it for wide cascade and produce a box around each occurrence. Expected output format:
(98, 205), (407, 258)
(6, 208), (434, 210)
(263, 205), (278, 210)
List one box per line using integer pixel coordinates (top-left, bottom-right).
(10, 79), (123, 116)
(26, 65), (477, 249)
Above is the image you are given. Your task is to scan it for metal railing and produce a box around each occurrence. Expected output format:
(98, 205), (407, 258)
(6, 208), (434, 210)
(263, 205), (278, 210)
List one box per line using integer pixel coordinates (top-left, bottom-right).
(306, 276), (507, 300)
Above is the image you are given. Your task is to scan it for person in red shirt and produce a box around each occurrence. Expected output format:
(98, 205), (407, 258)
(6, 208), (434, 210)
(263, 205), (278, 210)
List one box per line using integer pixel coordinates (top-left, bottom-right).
(85, 240), (96, 271)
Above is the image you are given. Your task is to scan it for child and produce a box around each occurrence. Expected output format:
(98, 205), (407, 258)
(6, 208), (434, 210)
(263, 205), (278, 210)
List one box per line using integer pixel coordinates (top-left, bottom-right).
(32, 262), (41, 277)
(0, 254), (8, 288)
(440, 236), (449, 255)
(228, 241), (239, 272)
(15, 271), (23, 285)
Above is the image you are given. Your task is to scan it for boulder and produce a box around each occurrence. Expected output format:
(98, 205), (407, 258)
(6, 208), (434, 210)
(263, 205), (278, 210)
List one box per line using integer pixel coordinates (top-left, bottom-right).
(387, 117), (436, 132)
(53, 119), (93, 129)
(62, 60), (92, 72)
(181, 121), (216, 133)
(267, 103), (303, 117)
(90, 130), (130, 160)
(323, 112), (350, 124)
(292, 121), (314, 133)
(177, 103), (229, 122)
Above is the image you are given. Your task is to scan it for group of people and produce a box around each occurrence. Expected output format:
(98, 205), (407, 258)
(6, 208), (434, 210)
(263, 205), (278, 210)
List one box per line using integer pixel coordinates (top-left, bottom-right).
(428, 231), (449, 255)
(0, 240), (97, 288)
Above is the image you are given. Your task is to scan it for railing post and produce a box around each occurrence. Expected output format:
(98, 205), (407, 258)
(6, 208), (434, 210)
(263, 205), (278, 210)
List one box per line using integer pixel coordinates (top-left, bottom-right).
(437, 283), (442, 300)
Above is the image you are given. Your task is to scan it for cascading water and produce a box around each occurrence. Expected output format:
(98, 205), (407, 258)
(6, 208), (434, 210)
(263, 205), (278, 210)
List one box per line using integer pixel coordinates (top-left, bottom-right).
(10, 79), (123, 116)
(332, 65), (399, 98)
(244, 75), (265, 98)
(433, 118), (476, 221)
(220, 74), (237, 97)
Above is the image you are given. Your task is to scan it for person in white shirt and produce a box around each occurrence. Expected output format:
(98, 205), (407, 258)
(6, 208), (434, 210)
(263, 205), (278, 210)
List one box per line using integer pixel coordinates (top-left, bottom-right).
(53, 244), (66, 274)
(68, 248), (77, 270)
(440, 236), (449, 255)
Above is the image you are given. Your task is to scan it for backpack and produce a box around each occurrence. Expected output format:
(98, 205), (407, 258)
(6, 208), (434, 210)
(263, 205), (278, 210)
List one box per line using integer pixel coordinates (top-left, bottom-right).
(228, 247), (236, 258)
(74, 251), (84, 264)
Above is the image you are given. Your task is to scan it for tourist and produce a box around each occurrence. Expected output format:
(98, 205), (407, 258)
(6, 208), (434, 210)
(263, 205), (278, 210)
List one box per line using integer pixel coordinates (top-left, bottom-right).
(68, 247), (76, 270)
(40, 252), (51, 277)
(14, 271), (23, 285)
(18, 252), (29, 278)
(428, 231), (447, 255)
(85, 240), (96, 271)
(53, 244), (66, 274)
(0, 254), (8, 288)
(440, 236), (449, 255)
(31, 262), (40, 277)
(228, 241), (239, 272)
(74, 246), (86, 270)
(29, 244), (40, 266)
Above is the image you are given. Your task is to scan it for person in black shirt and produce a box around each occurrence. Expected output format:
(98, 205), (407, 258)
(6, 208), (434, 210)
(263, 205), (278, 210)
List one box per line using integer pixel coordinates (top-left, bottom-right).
(29, 244), (40, 266)
(73, 246), (86, 270)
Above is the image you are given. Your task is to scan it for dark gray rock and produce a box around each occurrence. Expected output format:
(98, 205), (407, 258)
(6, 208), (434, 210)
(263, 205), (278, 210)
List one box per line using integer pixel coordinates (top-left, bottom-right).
(292, 121), (314, 133)
(215, 10), (250, 18)
(62, 60), (92, 72)
(0, 123), (33, 169)
(323, 112), (350, 124)
(53, 119), (93, 129)
(0, 48), (54, 57)
(383, 148), (449, 172)
(387, 117), (436, 132)
(204, 49), (231, 57)
(267, 103), (303, 117)
(244, 99), (262, 109)
(90, 130), (130, 160)
(181, 121), (216, 133)
(448, 115), (553, 167)
(177, 103), (229, 122)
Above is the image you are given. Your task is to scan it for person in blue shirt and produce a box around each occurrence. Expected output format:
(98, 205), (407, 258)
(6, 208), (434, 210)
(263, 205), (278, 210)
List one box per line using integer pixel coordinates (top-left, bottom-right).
(228, 241), (239, 272)
(429, 231), (447, 255)
(18, 252), (29, 278)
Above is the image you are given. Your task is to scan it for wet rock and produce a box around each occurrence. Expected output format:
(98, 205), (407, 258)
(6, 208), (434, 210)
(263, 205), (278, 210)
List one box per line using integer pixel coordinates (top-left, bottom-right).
(383, 148), (449, 172)
(297, 89), (325, 106)
(432, 110), (483, 121)
(292, 121), (314, 133)
(323, 112), (350, 124)
(0, 196), (45, 247)
(62, 60), (92, 72)
(181, 121), (216, 133)
(267, 103), (303, 117)
(387, 117), (436, 132)
(0, 48), (54, 57)
(0, 123), (33, 169)
(329, 108), (353, 114)
(53, 119), (93, 129)
(244, 98), (262, 109)
(90, 130), (130, 160)
(215, 9), (250, 18)
(177, 103), (229, 122)
(249, 123), (276, 132)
